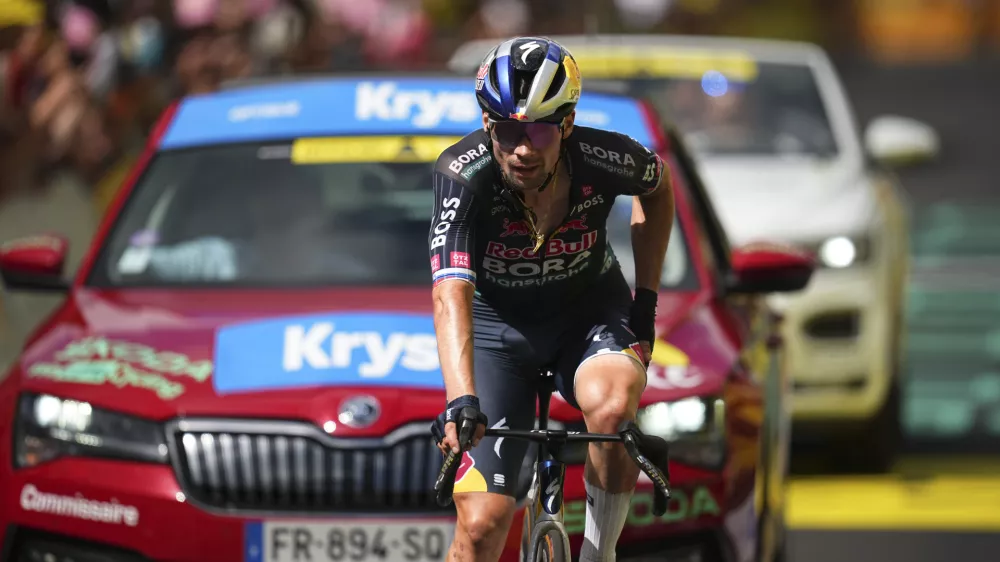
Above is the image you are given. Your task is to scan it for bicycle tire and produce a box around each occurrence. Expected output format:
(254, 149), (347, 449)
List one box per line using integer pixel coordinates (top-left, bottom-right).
(528, 520), (571, 562)
(518, 511), (565, 562)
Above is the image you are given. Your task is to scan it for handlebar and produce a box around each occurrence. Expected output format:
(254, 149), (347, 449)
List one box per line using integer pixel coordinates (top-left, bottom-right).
(433, 407), (672, 515)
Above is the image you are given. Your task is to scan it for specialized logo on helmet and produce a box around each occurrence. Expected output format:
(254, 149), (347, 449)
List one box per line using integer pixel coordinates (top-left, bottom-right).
(564, 56), (582, 101)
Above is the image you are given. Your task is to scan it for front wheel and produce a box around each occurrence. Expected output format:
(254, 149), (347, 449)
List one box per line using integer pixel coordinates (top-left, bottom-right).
(527, 520), (571, 562)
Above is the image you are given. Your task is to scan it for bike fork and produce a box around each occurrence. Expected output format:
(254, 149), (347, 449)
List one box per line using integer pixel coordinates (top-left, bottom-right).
(520, 459), (568, 562)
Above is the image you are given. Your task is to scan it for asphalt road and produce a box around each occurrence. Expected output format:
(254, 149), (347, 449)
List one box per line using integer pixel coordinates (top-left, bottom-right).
(790, 530), (1000, 562)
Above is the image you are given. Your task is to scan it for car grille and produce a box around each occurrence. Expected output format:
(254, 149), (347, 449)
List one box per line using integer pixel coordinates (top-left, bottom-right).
(167, 419), (449, 514)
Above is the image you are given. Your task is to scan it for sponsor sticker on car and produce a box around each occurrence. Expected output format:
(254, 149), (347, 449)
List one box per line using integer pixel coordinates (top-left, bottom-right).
(213, 312), (443, 394)
(570, 47), (759, 81)
(290, 136), (461, 165)
(19, 484), (140, 527)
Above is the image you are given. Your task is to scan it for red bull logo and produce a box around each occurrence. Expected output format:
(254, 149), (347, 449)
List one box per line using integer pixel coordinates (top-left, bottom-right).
(499, 216), (589, 238)
(558, 216), (588, 233)
(487, 230), (597, 260)
(500, 218), (531, 238)
(509, 112), (529, 121)
(456, 452), (474, 482)
(454, 451), (488, 493)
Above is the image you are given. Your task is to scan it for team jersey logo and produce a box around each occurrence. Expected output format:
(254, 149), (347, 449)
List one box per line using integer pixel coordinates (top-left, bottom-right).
(454, 451), (488, 493)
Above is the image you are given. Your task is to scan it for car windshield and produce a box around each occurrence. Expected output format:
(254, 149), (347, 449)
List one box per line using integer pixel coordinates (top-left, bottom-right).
(629, 62), (838, 157)
(89, 139), (697, 290)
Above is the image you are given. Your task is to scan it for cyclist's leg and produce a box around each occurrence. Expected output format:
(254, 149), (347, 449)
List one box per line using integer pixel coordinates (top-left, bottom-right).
(448, 298), (541, 562)
(553, 272), (647, 562)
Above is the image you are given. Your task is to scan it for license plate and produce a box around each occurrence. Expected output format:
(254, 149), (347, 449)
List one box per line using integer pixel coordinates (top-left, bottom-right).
(246, 520), (456, 562)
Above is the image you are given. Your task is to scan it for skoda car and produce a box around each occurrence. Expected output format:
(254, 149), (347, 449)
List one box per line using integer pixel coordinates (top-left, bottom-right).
(0, 75), (813, 562)
(450, 35), (939, 472)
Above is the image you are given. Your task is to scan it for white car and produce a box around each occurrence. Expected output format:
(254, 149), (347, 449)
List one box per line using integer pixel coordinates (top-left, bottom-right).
(449, 35), (940, 472)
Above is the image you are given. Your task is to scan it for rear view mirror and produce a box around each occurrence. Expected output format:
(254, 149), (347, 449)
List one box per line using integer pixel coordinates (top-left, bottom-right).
(728, 243), (815, 294)
(0, 234), (71, 292)
(864, 115), (940, 167)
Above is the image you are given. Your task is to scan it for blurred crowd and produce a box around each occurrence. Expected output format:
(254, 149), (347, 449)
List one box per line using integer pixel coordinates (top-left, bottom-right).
(2, 0), (987, 210)
(0, 0), (581, 206)
(2, 0), (766, 209)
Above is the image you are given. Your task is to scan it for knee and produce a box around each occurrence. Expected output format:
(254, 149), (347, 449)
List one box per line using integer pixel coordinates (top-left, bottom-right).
(455, 494), (515, 549)
(576, 358), (645, 433)
(585, 391), (635, 433)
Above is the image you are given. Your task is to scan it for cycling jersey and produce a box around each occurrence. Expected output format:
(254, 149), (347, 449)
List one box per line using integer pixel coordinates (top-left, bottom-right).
(427, 125), (665, 498)
(428, 125), (665, 319)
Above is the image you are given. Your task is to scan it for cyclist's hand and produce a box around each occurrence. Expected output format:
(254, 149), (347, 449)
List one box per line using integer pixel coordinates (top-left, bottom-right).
(431, 396), (488, 455)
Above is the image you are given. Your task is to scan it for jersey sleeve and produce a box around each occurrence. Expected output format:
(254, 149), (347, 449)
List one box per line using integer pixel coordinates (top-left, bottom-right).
(608, 132), (666, 197)
(428, 168), (478, 287)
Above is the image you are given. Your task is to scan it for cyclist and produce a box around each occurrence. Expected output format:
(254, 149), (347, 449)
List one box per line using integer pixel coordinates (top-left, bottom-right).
(429, 36), (675, 562)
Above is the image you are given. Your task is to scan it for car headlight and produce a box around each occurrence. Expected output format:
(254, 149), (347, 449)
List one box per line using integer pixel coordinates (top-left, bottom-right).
(814, 235), (871, 269)
(15, 393), (168, 469)
(636, 396), (726, 470)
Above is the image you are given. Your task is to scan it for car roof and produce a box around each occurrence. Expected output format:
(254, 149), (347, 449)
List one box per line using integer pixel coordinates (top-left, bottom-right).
(447, 34), (827, 78)
(158, 73), (658, 151)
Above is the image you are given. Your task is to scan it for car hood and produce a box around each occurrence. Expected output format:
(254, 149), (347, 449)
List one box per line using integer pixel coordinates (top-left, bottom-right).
(14, 288), (726, 431)
(694, 156), (874, 245)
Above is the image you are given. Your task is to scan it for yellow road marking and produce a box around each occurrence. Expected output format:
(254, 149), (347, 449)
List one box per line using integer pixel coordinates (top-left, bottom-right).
(788, 474), (1000, 530)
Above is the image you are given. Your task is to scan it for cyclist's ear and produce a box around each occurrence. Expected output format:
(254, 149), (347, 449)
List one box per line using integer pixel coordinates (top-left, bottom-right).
(481, 111), (490, 131)
(562, 110), (575, 139)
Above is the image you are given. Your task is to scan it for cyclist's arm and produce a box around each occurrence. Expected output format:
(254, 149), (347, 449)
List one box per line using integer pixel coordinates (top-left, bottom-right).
(428, 170), (479, 402)
(615, 135), (675, 292)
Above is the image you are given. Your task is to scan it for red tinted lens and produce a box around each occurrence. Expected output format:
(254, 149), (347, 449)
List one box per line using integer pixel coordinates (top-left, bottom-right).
(525, 123), (560, 148)
(492, 121), (560, 150)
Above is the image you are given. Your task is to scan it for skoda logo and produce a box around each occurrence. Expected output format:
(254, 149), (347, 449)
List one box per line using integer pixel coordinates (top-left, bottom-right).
(338, 396), (381, 428)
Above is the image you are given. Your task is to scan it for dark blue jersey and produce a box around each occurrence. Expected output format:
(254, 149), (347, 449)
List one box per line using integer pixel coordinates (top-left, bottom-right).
(428, 126), (664, 318)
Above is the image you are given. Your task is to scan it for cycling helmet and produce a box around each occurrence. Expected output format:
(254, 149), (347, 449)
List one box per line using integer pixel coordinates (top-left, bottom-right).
(475, 36), (582, 124)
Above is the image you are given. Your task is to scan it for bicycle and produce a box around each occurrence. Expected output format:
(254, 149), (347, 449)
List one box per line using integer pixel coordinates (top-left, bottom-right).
(433, 371), (673, 562)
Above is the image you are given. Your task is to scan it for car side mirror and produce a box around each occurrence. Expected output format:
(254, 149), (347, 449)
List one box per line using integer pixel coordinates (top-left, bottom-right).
(0, 234), (71, 292)
(864, 115), (940, 168)
(727, 243), (815, 294)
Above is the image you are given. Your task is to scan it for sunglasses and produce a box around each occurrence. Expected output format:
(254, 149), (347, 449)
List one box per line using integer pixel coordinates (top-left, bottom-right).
(490, 120), (562, 151)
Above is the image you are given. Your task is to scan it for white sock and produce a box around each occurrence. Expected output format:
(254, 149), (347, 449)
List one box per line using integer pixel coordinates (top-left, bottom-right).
(579, 479), (633, 562)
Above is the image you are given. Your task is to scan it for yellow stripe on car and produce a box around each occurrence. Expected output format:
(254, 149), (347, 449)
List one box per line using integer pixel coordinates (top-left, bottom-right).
(571, 48), (759, 81)
(291, 136), (463, 165)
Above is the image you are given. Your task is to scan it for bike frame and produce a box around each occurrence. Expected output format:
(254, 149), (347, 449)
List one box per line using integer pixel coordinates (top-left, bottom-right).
(434, 375), (671, 562)
(519, 372), (572, 562)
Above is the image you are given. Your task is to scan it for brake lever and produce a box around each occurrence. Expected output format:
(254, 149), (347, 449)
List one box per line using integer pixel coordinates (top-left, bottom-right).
(619, 423), (671, 516)
(433, 407), (480, 507)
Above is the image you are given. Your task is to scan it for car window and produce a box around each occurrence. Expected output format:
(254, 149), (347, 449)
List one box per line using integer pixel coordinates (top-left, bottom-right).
(632, 62), (838, 158)
(605, 195), (698, 291)
(89, 142), (437, 287)
(88, 140), (698, 290)
(663, 130), (734, 288)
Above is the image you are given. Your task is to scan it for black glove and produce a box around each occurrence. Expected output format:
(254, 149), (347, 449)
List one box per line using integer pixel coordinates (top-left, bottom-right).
(431, 395), (488, 449)
(629, 288), (658, 362)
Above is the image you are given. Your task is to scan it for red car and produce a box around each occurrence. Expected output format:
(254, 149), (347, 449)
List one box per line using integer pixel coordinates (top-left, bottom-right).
(0, 75), (813, 562)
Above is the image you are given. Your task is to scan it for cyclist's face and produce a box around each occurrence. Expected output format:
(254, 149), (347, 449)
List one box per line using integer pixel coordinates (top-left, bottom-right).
(485, 111), (574, 191)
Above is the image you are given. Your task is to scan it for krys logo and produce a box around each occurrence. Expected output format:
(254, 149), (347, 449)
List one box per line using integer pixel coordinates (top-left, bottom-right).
(213, 313), (443, 394)
(355, 82), (480, 129)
